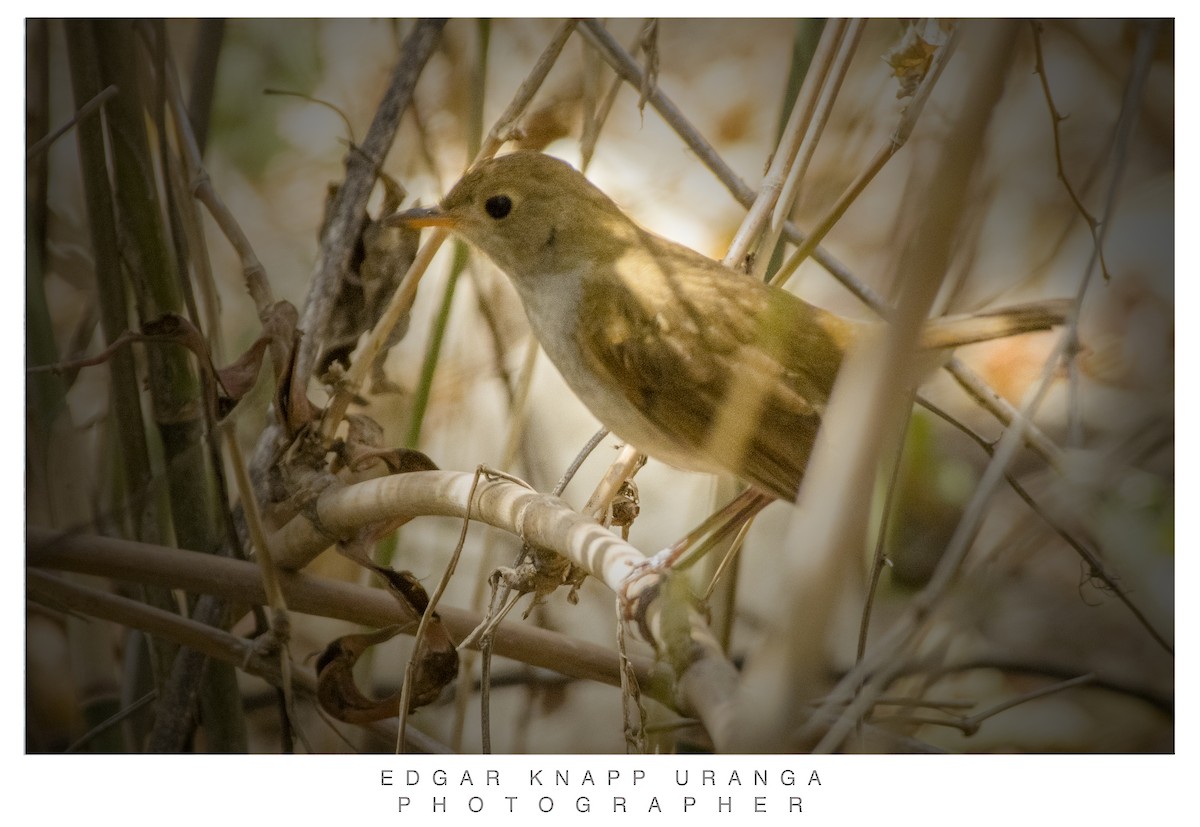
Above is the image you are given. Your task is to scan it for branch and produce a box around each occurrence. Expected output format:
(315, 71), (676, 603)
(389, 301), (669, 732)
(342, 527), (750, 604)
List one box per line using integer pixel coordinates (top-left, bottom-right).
(27, 569), (446, 753)
(296, 19), (447, 386)
(261, 469), (739, 742)
(26, 526), (677, 709)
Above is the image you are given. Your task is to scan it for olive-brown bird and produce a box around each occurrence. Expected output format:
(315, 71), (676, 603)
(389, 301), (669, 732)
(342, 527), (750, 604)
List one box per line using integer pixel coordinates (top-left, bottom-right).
(389, 151), (1065, 501)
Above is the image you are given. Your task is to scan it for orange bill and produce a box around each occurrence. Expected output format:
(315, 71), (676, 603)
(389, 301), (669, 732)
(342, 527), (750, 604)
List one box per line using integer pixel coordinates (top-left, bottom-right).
(383, 205), (456, 229)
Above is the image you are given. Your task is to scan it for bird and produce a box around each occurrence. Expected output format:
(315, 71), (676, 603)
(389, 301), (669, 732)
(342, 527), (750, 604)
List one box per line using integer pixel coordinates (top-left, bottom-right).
(387, 151), (1066, 503)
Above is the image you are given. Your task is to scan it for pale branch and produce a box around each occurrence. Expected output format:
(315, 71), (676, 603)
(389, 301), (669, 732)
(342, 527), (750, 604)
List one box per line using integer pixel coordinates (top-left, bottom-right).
(26, 83), (117, 160)
(260, 468), (739, 747)
(722, 18), (849, 269)
(770, 22), (961, 286)
(754, 18), (867, 281)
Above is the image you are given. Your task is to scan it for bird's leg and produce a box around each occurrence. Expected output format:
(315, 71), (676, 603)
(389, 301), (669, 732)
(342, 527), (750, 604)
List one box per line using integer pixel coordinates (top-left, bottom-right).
(619, 487), (773, 643)
(648, 486), (774, 571)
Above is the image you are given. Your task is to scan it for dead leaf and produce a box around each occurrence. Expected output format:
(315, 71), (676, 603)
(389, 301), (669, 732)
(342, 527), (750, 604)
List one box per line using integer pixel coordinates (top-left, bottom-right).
(316, 171), (419, 392)
(275, 327), (317, 437)
(883, 20), (954, 99)
(316, 625), (410, 723)
(314, 538), (459, 723)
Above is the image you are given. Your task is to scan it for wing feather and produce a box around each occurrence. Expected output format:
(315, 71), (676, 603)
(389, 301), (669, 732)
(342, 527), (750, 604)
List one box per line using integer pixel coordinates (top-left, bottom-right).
(576, 233), (847, 499)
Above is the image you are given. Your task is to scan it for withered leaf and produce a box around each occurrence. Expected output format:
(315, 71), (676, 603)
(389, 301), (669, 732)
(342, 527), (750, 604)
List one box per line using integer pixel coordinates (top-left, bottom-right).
(883, 21), (953, 99)
(317, 539), (459, 723)
(316, 625), (409, 723)
(316, 171), (419, 391)
(275, 326), (317, 437)
(214, 335), (271, 418)
(348, 445), (440, 476)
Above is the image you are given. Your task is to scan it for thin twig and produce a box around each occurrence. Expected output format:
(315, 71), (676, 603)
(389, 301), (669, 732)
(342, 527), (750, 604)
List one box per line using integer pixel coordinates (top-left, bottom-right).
(1059, 20), (1162, 451)
(756, 19), (867, 280)
(722, 19), (848, 269)
(296, 19), (447, 386)
(27, 84), (118, 160)
(66, 690), (157, 754)
(223, 424), (300, 718)
(916, 395), (1171, 653)
(904, 656), (1173, 714)
(501, 336), (544, 486)
(160, 42), (276, 320)
(699, 516), (754, 603)
(1029, 21), (1112, 283)
(769, 23), (961, 287)
(397, 465), (486, 752)
(554, 427), (611, 497)
(617, 596), (647, 753)
(580, 22), (647, 172)
(955, 672), (1096, 734)
(874, 673), (1096, 736)
(856, 403), (914, 663)
(156, 36), (225, 364)
(940, 359), (1064, 470)
(264, 88), (358, 146)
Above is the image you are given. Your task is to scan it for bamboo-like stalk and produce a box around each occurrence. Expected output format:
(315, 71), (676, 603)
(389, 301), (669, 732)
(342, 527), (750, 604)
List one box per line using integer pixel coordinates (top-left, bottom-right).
(722, 18), (848, 269)
(64, 22), (158, 545)
(86, 20), (246, 753)
(756, 19), (866, 281)
(63, 26), (186, 729)
(94, 21), (225, 555)
(28, 58), (125, 747)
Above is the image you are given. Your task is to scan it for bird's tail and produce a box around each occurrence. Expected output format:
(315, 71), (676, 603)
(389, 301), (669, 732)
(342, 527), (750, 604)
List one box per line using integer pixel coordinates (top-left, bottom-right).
(918, 299), (1072, 350)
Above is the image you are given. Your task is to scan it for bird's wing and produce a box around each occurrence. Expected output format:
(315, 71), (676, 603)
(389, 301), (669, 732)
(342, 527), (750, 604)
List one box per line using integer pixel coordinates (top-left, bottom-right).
(577, 236), (847, 500)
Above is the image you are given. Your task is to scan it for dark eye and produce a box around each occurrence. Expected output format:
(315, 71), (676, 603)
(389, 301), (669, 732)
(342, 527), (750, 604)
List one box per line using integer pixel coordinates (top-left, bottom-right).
(485, 194), (513, 219)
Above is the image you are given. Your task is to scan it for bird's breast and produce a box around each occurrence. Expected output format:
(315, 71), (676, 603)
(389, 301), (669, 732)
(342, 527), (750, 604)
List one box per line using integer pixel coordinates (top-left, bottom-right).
(509, 267), (711, 473)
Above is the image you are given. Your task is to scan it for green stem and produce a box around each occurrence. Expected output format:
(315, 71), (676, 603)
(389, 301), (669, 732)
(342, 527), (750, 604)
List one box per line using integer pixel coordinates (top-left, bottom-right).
(91, 20), (246, 752)
(403, 20), (490, 451)
(405, 242), (468, 449)
(64, 21), (157, 542)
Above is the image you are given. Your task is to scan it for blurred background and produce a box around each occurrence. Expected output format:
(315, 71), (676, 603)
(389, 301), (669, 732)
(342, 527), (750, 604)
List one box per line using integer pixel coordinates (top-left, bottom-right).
(27, 19), (1173, 753)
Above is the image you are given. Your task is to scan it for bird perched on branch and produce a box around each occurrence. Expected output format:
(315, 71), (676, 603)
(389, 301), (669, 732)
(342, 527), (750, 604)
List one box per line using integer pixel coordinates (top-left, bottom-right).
(389, 151), (1066, 502)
